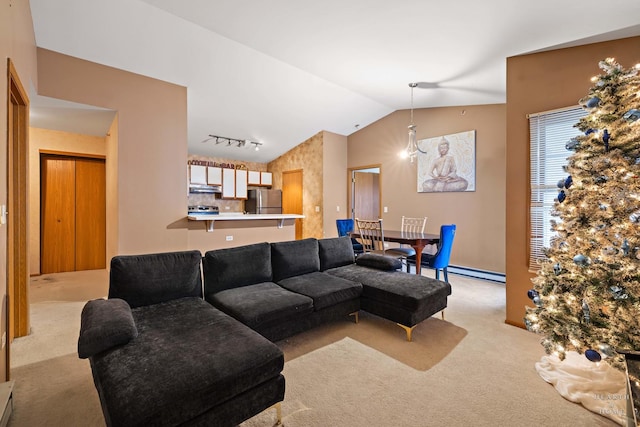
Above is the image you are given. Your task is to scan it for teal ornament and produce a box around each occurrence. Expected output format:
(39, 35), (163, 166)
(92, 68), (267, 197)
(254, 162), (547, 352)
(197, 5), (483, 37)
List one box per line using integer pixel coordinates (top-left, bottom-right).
(582, 300), (590, 323)
(565, 137), (580, 150)
(599, 344), (615, 358)
(595, 176), (608, 184)
(573, 254), (589, 266)
(610, 285), (628, 300)
(622, 240), (630, 256)
(524, 318), (533, 331)
(585, 349), (602, 362)
(557, 179), (565, 189)
(623, 109), (640, 122)
(586, 97), (600, 108)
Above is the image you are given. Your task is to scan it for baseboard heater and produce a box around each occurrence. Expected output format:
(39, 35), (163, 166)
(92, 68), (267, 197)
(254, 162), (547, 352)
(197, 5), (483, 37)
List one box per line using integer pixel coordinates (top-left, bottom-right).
(0, 381), (14, 427)
(448, 265), (505, 283)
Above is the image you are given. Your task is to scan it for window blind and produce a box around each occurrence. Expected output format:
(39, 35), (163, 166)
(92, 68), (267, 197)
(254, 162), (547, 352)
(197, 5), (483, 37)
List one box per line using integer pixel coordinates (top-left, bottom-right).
(529, 106), (586, 269)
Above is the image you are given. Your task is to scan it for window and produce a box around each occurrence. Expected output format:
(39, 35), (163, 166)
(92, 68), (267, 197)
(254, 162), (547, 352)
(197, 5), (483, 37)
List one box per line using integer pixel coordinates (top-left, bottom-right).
(529, 106), (586, 269)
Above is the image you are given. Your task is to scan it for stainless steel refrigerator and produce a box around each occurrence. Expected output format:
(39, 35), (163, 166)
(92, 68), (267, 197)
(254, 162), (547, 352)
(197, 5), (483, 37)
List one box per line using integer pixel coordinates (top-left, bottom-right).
(246, 189), (282, 214)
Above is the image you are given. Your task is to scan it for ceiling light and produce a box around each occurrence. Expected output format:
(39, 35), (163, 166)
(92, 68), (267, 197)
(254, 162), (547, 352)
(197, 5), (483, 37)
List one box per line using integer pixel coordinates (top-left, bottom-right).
(202, 134), (260, 150)
(400, 83), (419, 162)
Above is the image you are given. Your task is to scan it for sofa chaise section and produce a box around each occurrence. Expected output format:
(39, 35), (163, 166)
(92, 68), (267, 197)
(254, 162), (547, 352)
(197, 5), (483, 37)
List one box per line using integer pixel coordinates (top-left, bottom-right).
(80, 250), (285, 427)
(319, 236), (452, 341)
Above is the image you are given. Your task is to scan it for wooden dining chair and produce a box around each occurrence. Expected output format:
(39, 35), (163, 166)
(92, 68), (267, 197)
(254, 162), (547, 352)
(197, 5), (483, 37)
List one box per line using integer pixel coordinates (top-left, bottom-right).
(385, 216), (427, 263)
(354, 218), (387, 255)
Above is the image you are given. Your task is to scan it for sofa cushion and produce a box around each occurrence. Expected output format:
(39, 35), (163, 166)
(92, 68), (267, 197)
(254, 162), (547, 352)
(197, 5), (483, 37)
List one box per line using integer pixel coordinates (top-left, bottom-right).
(318, 236), (355, 271)
(277, 271), (362, 311)
(108, 250), (202, 308)
(210, 282), (314, 329)
(355, 253), (402, 271)
(270, 238), (320, 281)
(78, 298), (138, 359)
(89, 297), (284, 427)
(202, 242), (272, 296)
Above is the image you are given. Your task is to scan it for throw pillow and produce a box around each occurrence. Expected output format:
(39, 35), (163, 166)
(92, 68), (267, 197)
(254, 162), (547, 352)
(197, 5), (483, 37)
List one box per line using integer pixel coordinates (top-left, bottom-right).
(78, 298), (138, 359)
(355, 253), (402, 271)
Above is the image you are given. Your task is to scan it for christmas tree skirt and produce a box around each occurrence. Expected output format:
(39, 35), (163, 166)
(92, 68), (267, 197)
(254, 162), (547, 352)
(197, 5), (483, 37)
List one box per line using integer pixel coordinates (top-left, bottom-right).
(536, 351), (629, 425)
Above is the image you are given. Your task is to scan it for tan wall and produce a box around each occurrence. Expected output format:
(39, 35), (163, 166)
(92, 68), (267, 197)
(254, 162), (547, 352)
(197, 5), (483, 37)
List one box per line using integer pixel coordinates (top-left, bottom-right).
(505, 36), (640, 327)
(28, 128), (108, 275)
(187, 220), (296, 255)
(268, 132), (324, 239)
(347, 105), (506, 273)
(322, 131), (348, 238)
(37, 48), (189, 256)
(1, 0), (38, 381)
(105, 117), (119, 266)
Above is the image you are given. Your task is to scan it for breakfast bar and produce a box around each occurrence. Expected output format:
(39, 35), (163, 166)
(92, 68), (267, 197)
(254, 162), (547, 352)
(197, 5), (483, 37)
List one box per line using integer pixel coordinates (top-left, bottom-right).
(187, 213), (305, 232)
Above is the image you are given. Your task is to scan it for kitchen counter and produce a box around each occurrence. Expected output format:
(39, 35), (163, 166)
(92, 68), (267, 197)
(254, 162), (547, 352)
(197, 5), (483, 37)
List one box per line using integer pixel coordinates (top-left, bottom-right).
(187, 213), (304, 232)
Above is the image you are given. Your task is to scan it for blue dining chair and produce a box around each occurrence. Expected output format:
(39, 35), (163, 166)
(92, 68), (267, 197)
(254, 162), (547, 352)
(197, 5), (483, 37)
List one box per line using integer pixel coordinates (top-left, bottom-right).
(407, 224), (456, 282)
(336, 219), (364, 255)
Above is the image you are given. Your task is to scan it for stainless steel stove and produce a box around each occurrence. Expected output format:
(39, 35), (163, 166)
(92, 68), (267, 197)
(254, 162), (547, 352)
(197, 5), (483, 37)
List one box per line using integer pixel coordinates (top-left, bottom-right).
(187, 205), (219, 215)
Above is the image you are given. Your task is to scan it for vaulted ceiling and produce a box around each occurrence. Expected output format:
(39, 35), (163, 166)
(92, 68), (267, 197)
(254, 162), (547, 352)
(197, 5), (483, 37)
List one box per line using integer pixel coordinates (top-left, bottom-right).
(29, 0), (640, 162)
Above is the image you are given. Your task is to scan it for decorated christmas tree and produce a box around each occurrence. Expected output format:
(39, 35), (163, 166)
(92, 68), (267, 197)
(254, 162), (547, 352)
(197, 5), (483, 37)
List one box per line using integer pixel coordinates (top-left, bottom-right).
(526, 58), (640, 370)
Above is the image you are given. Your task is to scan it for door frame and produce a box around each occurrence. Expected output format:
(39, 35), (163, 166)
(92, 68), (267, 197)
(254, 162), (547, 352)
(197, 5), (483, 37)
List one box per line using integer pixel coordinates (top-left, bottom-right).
(347, 164), (382, 220)
(7, 58), (30, 378)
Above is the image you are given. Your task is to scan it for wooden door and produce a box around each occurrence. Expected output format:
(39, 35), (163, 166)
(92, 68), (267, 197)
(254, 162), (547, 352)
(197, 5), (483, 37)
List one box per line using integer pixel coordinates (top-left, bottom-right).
(353, 171), (380, 220)
(283, 170), (303, 239)
(75, 158), (106, 270)
(41, 155), (106, 273)
(41, 156), (76, 273)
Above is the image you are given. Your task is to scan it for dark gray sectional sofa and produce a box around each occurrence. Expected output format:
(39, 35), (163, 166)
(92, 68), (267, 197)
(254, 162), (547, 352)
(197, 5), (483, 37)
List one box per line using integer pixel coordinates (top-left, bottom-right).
(78, 236), (451, 426)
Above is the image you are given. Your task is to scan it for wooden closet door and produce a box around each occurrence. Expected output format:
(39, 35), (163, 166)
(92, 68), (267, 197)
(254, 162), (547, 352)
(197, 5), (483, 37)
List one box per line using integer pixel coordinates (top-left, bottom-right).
(75, 158), (106, 270)
(41, 156), (76, 273)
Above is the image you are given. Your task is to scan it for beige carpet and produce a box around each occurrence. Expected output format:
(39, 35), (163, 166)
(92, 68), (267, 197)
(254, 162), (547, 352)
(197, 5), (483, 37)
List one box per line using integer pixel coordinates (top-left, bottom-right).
(8, 270), (617, 426)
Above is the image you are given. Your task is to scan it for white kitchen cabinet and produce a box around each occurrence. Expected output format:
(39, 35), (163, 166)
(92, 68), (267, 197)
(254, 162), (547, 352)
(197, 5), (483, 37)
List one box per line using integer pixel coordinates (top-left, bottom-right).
(189, 165), (207, 185)
(235, 169), (248, 199)
(248, 170), (261, 185)
(222, 168), (236, 198)
(207, 166), (222, 185)
(260, 171), (272, 186)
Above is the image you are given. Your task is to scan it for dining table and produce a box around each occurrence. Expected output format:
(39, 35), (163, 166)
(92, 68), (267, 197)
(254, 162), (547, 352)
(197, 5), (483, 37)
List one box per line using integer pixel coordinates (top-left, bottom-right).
(350, 229), (440, 275)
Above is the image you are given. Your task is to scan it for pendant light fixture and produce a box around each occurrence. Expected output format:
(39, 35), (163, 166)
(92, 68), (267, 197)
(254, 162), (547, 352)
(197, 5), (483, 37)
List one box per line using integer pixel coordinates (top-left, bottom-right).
(400, 83), (419, 162)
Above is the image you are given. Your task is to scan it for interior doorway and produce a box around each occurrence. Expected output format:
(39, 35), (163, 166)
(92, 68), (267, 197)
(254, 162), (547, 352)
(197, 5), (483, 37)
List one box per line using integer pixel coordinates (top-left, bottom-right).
(40, 154), (106, 274)
(282, 169), (303, 239)
(348, 165), (381, 220)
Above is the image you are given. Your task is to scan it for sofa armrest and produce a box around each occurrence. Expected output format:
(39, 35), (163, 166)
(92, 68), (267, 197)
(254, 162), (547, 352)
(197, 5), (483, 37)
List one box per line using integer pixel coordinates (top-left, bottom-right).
(78, 298), (138, 359)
